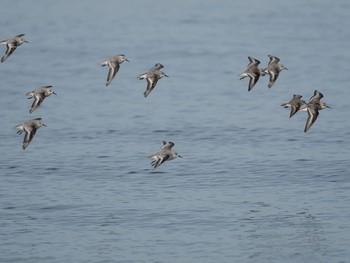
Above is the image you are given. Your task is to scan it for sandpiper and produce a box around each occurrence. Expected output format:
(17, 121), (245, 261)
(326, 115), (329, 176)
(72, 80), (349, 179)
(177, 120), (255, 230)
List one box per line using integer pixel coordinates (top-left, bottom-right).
(100, 54), (129, 86)
(264, 55), (287, 88)
(26, 86), (57, 113)
(148, 141), (182, 169)
(0, 34), (28, 62)
(304, 90), (327, 132)
(238, 56), (261, 91)
(14, 118), (46, 150)
(138, 63), (168, 97)
(281, 94), (305, 118)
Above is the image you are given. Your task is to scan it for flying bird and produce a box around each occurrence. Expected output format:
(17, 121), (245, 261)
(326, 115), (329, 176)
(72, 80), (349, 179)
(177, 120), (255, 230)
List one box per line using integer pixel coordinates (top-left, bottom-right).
(281, 94), (305, 118)
(0, 34), (28, 62)
(100, 54), (129, 86)
(148, 141), (182, 168)
(26, 86), (57, 113)
(138, 63), (168, 97)
(264, 55), (288, 88)
(14, 118), (46, 150)
(304, 90), (328, 132)
(238, 56), (261, 91)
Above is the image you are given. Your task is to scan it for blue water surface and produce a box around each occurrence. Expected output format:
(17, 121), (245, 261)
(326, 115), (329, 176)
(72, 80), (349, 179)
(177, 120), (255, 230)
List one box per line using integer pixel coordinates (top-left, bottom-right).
(1, 1), (350, 262)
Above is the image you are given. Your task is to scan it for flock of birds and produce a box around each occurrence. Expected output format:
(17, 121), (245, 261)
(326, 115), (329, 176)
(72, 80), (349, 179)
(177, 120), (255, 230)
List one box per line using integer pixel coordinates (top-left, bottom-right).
(100, 54), (169, 98)
(2, 33), (330, 168)
(239, 55), (330, 133)
(2, 33), (178, 168)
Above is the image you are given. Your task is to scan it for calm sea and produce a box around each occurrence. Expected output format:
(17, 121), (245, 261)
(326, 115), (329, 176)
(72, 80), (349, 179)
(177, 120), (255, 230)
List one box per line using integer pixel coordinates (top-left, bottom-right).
(1, 0), (350, 262)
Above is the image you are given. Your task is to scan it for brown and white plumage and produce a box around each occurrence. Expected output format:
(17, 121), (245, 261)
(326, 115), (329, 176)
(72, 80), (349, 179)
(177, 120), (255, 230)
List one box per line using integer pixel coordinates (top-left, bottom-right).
(0, 34), (28, 62)
(304, 90), (324, 133)
(138, 63), (168, 97)
(239, 56), (261, 91)
(281, 94), (305, 118)
(14, 118), (46, 150)
(100, 54), (129, 86)
(148, 141), (182, 169)
(264, 55), (288, 88)
(26, 86), (56, 113)
(282, 90), (330, 132)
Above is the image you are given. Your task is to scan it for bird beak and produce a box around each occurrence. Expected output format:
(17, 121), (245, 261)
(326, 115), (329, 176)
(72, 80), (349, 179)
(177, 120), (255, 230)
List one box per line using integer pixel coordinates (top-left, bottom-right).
(53, 92), (57, 95)
(165, 74), (169, 77)
(327, 105), (331, 109)
(178, 155), (183, 158)
(25, 40), (29, 43)
(43, 124), (47, 127)
(125, 59), (130, 62)
(284, 67), (288, 70)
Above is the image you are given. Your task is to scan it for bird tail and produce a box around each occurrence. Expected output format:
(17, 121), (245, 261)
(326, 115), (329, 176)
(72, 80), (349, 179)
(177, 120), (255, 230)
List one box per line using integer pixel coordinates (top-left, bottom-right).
(100, 60), (108, 67)
(138, 73), (147, 80)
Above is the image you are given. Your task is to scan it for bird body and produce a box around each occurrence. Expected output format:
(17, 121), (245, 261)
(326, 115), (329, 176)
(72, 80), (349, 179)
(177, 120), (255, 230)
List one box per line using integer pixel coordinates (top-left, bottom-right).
(281, 94), (305, 118)
(239, 56), (261, 91)
(264, 55), (287, 88)
(0, 34), (28, 62)
(148, 141), (182, 168)
(304, 90), (324, 133)
(100, 54), (129, 86)
(14, 118), (46, 150)
(26, 86), (56, 113)
(138, 63), (168, 97)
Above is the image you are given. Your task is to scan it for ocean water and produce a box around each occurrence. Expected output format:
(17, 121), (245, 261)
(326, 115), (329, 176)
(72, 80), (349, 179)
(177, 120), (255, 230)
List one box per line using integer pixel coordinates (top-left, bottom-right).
(1, 0), (350, 262)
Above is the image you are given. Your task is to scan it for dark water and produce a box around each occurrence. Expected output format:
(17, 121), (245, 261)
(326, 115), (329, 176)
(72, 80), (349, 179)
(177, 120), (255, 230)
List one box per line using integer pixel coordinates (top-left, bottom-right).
(1, 0), (350, 262)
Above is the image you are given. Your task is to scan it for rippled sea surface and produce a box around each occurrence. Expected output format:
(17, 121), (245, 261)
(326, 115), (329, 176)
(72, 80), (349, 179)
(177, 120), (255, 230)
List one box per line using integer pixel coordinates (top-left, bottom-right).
(1, 1), (350, 262)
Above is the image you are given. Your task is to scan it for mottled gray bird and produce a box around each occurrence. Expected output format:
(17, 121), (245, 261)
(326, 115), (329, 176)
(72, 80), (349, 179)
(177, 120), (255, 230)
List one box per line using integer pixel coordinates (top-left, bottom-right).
(239, 56), (261, 91)
(304, 90), (327, 133)
(0, 34), (28, 62)
(138, 63), (168, 97)
(26, 86), (57, 113)
(148, 141), (182, 169)
(100, 54), (129, 86)
(281, 94), (305, 118)
(264, 55), (288, 88)
(14, 118), (46, 150)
